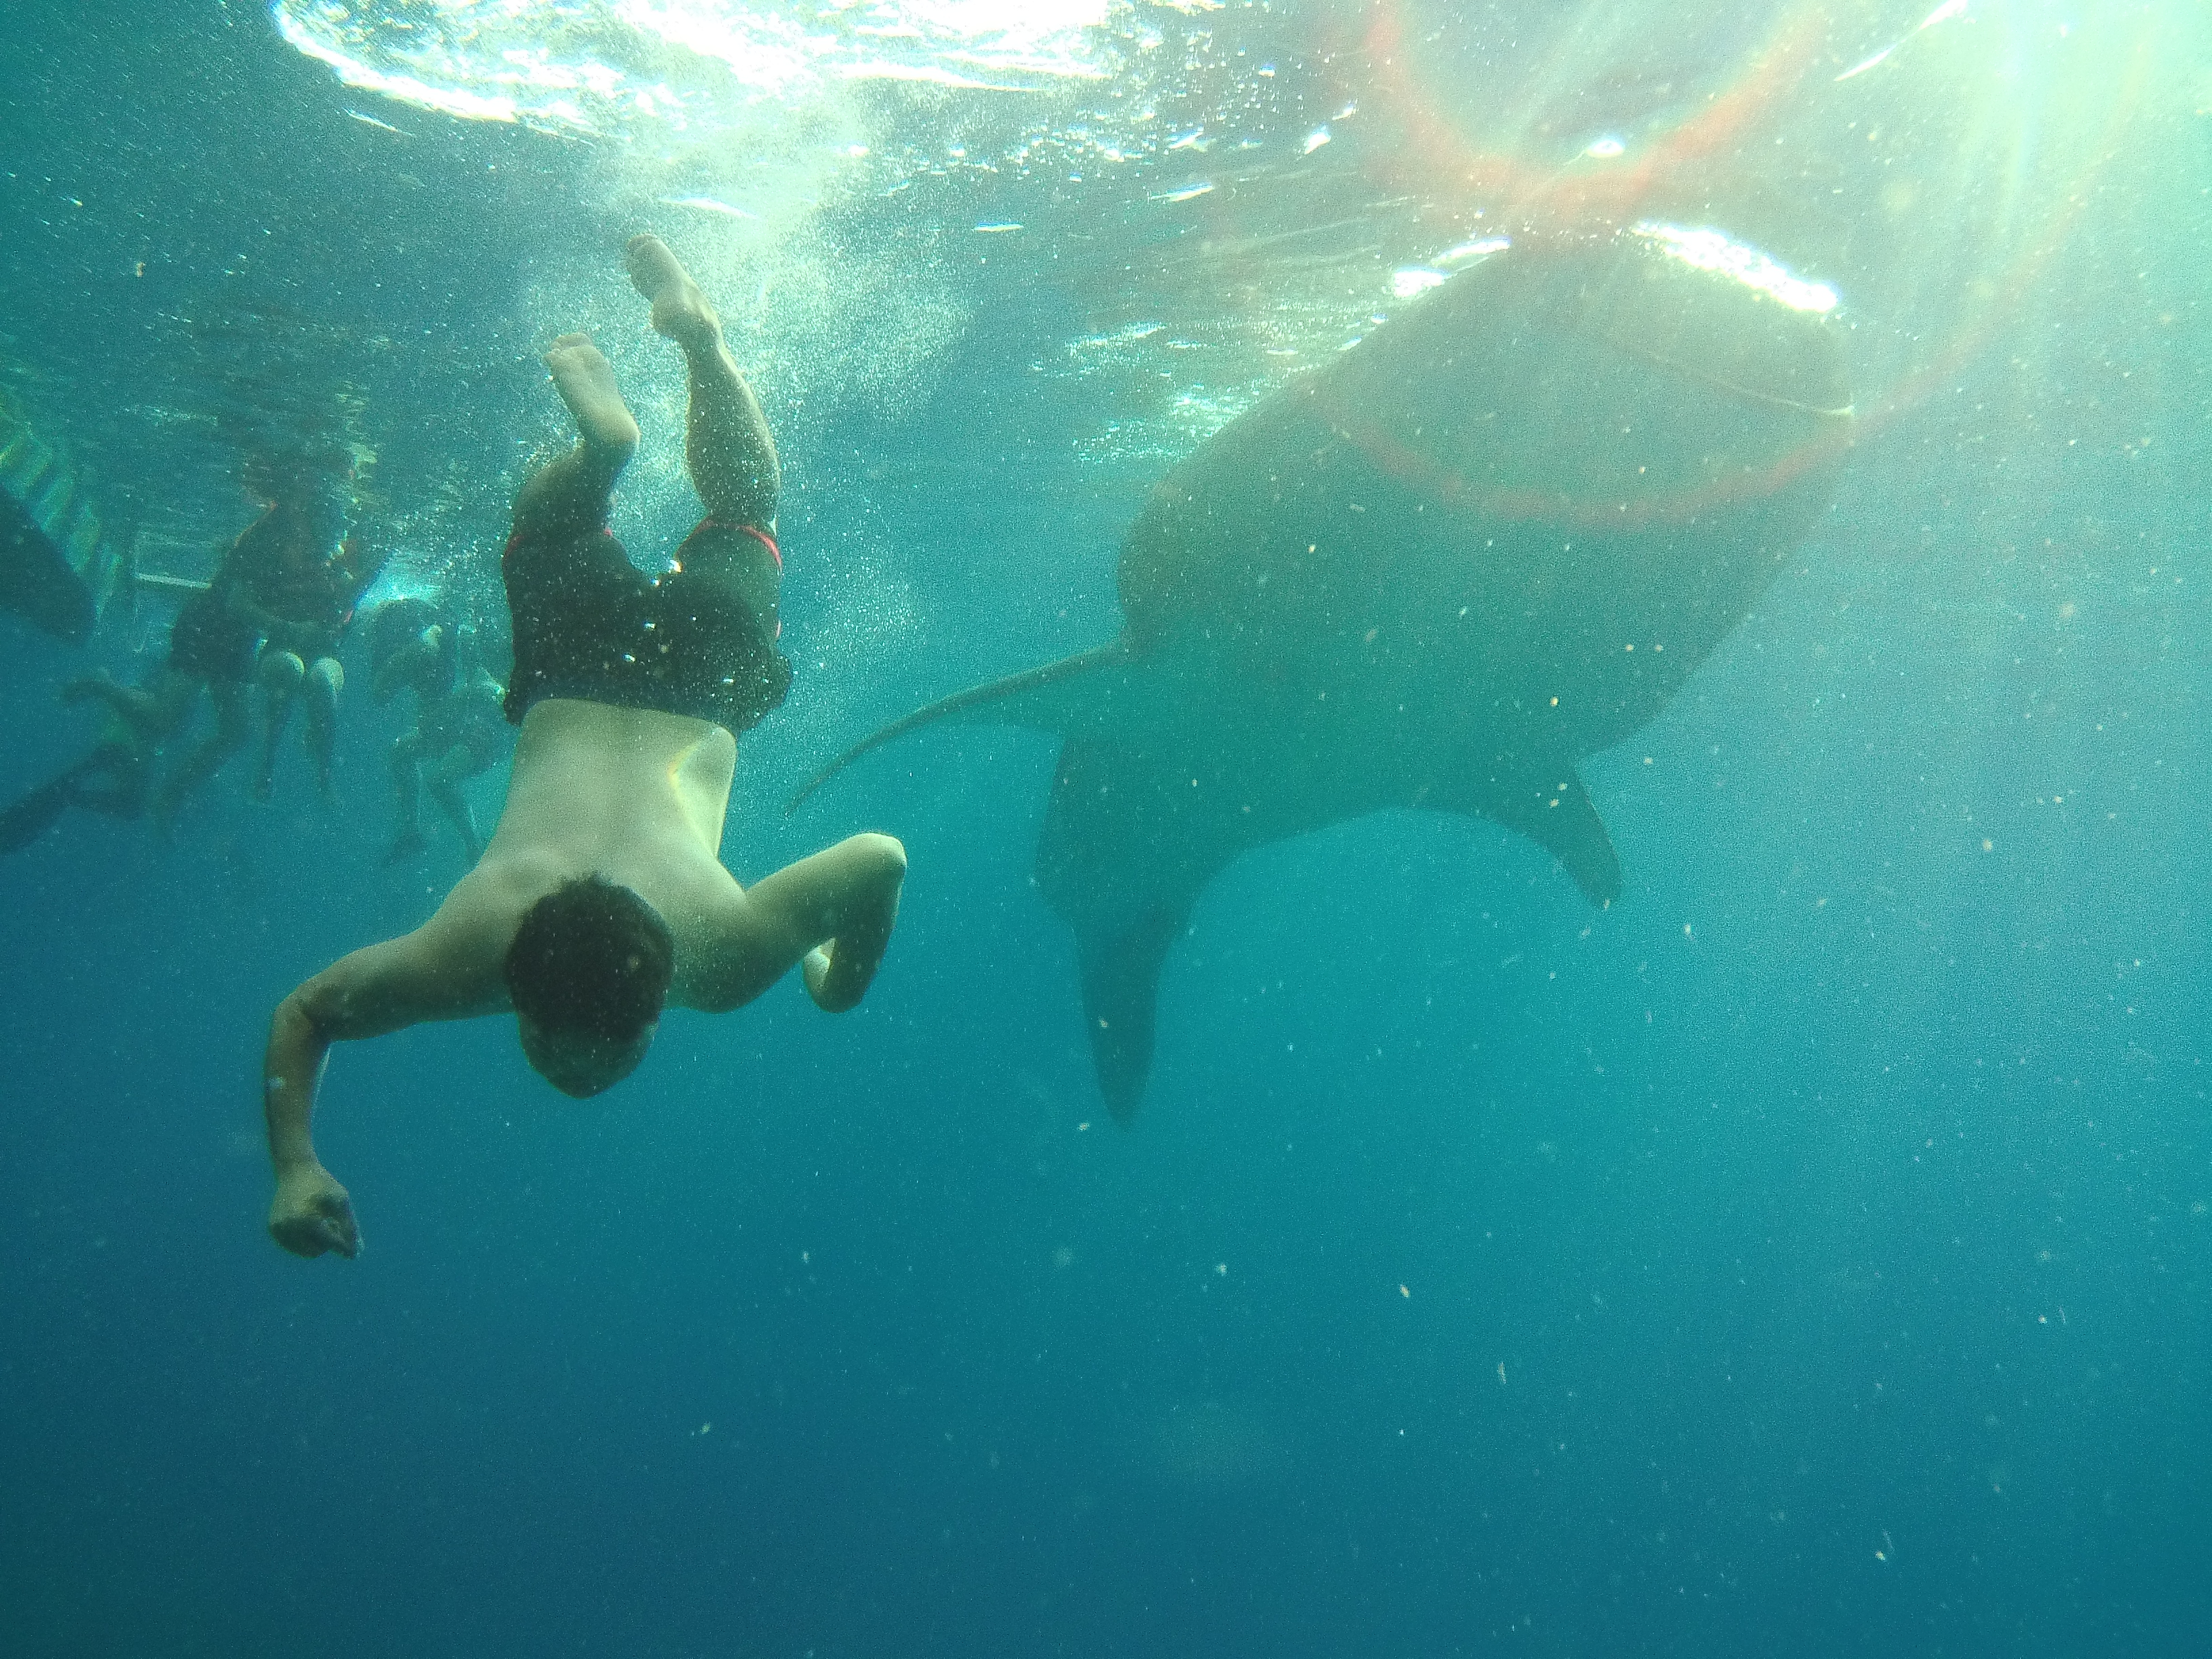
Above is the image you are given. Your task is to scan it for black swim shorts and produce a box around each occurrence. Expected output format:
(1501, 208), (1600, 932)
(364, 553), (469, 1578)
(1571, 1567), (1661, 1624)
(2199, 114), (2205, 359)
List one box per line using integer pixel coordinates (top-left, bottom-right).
(165, 588), (258, 684)
(501, 518), (792, 735)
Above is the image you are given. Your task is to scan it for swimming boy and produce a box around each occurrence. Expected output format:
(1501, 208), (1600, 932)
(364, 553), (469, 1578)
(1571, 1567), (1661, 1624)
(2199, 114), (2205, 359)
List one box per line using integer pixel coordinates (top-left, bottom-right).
(0, 544), (262, 853)
(160, 475), (360, 824)
(262, 234), (905, 1260)
(368, 594), (508, 866)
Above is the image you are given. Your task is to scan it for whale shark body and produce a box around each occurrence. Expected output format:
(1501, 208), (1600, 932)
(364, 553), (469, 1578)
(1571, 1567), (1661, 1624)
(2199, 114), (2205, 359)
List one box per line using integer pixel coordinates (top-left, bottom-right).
(799, 226), (1853, 1119)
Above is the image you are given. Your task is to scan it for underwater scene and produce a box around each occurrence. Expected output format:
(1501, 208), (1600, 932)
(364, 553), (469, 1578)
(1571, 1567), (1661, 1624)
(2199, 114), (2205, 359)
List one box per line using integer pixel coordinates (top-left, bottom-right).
(1, 0), (2207, 1654)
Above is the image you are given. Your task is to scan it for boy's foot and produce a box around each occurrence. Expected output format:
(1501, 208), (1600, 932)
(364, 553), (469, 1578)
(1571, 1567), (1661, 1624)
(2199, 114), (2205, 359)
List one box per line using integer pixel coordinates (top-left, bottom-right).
(625, 234), (723, 355)
(383, 827), (428, 866)
(544, 333), (640, 458)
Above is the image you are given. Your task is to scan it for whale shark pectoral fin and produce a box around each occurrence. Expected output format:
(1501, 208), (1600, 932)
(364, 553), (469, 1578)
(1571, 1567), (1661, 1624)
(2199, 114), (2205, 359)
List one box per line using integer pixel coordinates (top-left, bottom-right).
(1471, 768), (1623, 909)
(1074, 899), (1189, 1126)
(788, 642), (1131, 813)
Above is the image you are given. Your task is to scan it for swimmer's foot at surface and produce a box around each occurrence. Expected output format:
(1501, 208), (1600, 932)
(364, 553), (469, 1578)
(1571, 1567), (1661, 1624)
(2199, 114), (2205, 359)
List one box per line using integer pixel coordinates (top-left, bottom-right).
(544, 333), (640, 459)
(625, 234), (724, 356)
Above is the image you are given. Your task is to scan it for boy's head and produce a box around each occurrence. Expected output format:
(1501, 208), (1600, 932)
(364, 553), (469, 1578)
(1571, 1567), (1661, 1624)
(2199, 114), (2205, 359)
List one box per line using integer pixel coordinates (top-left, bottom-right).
(504, 875), (674, 1097)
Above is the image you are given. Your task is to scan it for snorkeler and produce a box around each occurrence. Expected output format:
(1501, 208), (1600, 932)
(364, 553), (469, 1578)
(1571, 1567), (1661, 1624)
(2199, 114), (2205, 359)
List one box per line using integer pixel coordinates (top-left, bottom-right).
(367, 594), (508, 865)
(228, 508), (386, 804)
(140, 479), (369, 826)
(0, 537), (265, 853)
(262, 234), (905, 1261)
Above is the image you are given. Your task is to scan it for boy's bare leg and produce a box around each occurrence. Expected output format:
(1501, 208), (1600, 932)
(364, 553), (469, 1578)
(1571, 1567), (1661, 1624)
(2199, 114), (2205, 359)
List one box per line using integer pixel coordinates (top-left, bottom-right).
(625, 234), (779, 530)
(60, 671), (157, 728)
(512, 333), (641, 537)
(60, 745), (150, 820)
(384, 732), (426, 863)
(62, 668), (194, 744)
(254, 649), (304, 801)
(303, 656), (344, 802)
(426, 744), (485, 864)
(155, 681), (249, 830)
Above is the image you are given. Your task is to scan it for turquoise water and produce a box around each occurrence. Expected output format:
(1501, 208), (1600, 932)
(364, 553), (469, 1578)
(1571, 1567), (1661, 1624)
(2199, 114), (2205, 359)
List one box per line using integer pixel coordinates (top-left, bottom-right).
(1, 2), (2207, 1654)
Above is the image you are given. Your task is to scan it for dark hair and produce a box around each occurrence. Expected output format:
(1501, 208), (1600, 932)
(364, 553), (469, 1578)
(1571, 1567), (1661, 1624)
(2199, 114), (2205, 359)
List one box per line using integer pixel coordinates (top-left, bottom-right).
(367, 594), (441, 674)
(503, 876), (674, 1042)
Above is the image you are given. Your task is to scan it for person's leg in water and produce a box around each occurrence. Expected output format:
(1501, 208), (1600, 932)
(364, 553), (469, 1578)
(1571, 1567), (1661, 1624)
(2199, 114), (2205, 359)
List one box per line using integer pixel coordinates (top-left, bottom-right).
(300, 655), (344, 800)
(425, 737), (491, 864)
(386, 718), (493, 865)
(64, 724), (156, 820)
(0, 668), (199, 853)
(154, 678), (249, 832)
(71, 665), (194, 792)
(60, 668), (185, 743)
(384, 728), (428, 864)
(514, 333), (641, 541)
(0, 724), (144, 853)
(253, 647), (306, 800)
(0, 747), (116, 853)
(255, 646), (302, 800)
(499, 325), (653, 727)
(624, 233), (781, 630)
(254, 647), (342, 801)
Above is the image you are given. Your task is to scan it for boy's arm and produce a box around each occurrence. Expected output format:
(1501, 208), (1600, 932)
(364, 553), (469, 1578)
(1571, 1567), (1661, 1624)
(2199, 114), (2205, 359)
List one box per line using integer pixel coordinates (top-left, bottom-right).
(264, 922), (502, 1259)
(701, 833), (905, 1014)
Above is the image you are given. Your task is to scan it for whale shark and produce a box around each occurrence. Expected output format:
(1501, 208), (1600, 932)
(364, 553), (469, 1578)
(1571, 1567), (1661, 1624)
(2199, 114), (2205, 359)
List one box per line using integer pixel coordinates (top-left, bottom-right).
(797, 224), (1853, 1120)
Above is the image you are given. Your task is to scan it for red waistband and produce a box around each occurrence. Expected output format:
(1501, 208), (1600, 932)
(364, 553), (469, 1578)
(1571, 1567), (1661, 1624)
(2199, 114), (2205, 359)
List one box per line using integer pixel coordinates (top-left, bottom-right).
(694, 518), (780, 569)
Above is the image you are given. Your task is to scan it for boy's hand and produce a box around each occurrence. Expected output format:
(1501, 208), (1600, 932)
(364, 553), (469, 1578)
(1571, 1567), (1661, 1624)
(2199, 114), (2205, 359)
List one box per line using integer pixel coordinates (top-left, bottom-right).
(269, 1163), (362, 1260)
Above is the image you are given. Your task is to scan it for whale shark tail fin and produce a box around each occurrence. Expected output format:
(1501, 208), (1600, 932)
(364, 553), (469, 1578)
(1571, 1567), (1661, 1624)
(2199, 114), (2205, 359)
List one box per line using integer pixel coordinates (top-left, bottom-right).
(1461, 766), (1623, 908)
(787, 642), (1130, 813)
